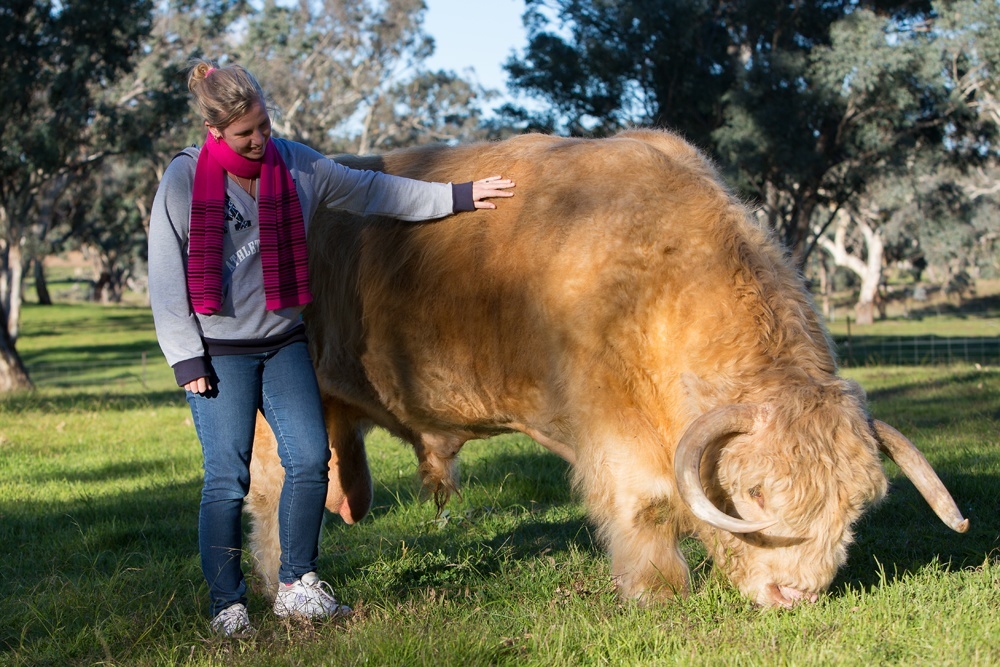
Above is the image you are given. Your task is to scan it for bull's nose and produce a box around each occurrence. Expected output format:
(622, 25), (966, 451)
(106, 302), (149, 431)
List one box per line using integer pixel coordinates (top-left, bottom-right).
(766, 584), (819, 608)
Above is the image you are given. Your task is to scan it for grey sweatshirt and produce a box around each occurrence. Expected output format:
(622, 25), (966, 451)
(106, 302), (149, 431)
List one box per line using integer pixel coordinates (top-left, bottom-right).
(148, 138), (471, 386)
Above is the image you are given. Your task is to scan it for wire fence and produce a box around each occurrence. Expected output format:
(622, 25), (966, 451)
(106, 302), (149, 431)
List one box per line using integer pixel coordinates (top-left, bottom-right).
(22, 336), (999, 388)
(834, 335), (1000, 367)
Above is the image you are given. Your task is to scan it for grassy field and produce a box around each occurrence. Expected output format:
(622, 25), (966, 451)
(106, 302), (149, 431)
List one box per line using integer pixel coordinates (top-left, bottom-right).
(1, 303), (998, 666)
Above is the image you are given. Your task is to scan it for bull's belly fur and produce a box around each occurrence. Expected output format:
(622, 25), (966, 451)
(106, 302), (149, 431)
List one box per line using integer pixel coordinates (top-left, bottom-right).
(245, 129), (966, 608)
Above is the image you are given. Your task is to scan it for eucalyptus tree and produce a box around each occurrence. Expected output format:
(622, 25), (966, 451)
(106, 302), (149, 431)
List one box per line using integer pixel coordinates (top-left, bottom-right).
(805, 2), (1000, 321)
(888, 160), (1000, 290)
(502, 0), (993, 272)
(940, 0), (1000, 129)
(67, 0), (255, 304)
(0, 0), (155, 391)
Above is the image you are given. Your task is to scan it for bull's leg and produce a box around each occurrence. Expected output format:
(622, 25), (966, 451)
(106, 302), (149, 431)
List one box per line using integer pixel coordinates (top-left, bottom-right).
(246, 397), (372, 597)
(607, 508), (690, 601)
(321, 398), (373, 524)
(573, 446), (691, 601)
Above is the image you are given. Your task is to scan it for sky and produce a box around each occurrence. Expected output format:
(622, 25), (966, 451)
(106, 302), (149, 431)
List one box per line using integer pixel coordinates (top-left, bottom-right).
(422, 0), (529, 100)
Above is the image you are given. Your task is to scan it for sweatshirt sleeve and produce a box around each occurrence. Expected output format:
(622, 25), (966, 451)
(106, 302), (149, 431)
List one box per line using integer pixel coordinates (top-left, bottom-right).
(147, 152), (210, 386)
(283, 141), (464, 221)
(452, 181), (475, 212)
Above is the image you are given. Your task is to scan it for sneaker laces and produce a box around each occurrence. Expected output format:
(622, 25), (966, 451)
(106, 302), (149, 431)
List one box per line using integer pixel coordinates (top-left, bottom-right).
(300, 572), (338, 609)
(274, 572), (352, 618)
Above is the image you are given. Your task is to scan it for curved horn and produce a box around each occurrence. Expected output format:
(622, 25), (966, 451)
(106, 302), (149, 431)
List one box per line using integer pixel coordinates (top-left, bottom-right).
(674, 404), (777, 534)
(872, 420), (969, 533)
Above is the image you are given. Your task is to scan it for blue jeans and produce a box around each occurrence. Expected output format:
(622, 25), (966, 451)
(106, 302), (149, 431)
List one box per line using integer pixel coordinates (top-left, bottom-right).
(186, 341), (330, 617)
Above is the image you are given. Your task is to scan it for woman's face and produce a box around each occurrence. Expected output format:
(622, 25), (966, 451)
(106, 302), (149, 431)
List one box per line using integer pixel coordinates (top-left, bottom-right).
(208, 101), (272, 160)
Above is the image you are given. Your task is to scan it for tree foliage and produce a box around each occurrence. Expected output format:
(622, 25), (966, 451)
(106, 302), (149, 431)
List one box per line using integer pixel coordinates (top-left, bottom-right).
(77, 0), (256, 304)
(242, 0), (493, 154)
(806, 2), (1000, 317)
(505, 0), (998, 268)
(506, 0), (736, 141)
(0, 0), (156, 390)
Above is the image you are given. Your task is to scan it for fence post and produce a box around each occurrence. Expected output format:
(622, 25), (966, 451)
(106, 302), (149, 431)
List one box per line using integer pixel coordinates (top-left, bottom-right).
(845, 317), (852, 365)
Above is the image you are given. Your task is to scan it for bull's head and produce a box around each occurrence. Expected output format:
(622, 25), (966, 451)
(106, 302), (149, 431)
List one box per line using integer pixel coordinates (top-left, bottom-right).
(673, 395), (968, 608)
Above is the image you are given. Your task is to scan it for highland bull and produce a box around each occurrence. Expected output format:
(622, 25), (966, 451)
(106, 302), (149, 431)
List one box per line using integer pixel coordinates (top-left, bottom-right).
(245, 129), (968, 608)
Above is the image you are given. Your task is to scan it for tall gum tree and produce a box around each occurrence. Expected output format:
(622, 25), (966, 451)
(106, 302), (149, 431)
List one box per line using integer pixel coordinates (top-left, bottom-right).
(806, 3), (1000, 320)
(57, 0), (252, 306)
(503, 0), (997, 285)
(0, 0), (156, 392)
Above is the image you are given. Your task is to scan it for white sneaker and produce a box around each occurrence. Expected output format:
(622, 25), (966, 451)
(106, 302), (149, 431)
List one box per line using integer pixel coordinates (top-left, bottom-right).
(272, 572), (352, 619)
(210, 602), (253, 637)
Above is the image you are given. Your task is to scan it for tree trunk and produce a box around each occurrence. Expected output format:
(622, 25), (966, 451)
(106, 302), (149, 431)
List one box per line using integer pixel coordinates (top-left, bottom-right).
(0, 312), (32, 392)
(875, 285), (888, 320)
(0, 243), (9, 329)
(93, 271), (111, 303)
(854, 299), (875, 326)
(33, 257), (52, 305)
(816, 209), (885, 326)
(817, 254), (833, 321)
(852, 224), (884, 326)
(5, 242), (24, 341)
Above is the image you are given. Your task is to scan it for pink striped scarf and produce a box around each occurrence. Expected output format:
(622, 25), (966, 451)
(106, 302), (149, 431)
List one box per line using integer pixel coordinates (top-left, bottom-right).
(187, 133), (312, 314)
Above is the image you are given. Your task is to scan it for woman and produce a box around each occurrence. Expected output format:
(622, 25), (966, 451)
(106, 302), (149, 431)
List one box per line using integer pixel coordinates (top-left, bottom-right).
(148, 60), (515, 636)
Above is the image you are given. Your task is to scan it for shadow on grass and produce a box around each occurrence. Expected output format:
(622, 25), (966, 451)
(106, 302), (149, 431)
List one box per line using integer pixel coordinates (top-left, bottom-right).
(321, 446), (594, 600)
(20, 339), (165, 366)
(907, 291), (1000, 320)
(0, 473), (203, 658)
(857, 367), (999, 590)
(20, 303), (155, 335)
(865, 368), (1000, 426)
(0, 390), (186, 413)
(343, 513), (596, 601)
(24, 456), (198, 486)
(832, 468), (998, 596)
(4, 410), (990, 655)
(359, 438), (574, 523)
(343, 426), (998, 605)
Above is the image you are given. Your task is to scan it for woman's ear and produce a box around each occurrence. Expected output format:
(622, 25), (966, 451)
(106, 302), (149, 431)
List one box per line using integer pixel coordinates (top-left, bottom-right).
(205, 121), (222, 142)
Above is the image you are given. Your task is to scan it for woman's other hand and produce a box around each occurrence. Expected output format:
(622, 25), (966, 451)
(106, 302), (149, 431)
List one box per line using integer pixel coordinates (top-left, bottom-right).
(184, 376), (212, 394)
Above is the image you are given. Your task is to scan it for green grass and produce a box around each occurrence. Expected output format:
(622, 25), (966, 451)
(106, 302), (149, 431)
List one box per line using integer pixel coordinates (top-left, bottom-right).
(15, 302), (176, 393)
(824, 279), (1000, 338)
(1, 304), (998, 666)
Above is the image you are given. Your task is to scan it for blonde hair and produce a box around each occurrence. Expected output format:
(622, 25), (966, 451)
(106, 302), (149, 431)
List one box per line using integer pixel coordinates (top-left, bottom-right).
(187, 60), (267, 129)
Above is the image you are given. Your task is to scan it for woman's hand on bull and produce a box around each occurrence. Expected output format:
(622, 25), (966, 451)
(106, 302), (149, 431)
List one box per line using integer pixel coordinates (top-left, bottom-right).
(471, 175), (515, 209)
